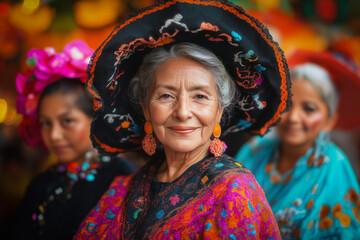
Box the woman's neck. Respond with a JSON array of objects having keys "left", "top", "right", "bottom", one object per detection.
[
  {"left": 156, "top": 143, "right": 210, "bottom": 182},
  {"left": 276, "top": 141, "right": 312, "bottom": 174}
]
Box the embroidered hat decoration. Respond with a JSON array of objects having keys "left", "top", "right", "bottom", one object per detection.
[
  {"left": 16, "top": 40, "right": 94, "bottom": 148},
  {"left": 287, "top": 49, "right": 360, "bottom": 129},
  {"left": 86, "top": 0, "right": 291, "bottom": 155}
]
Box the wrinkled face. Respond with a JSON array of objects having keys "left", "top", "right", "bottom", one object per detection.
[
  {"left": 277, "top": 79, "right": 336, "bottom": 148},
  {"left": 39, "top": 93, "right": 93, "bottom": 164},
  {"left": 143, "top": 57, "right": 223, "bottom": 154}
]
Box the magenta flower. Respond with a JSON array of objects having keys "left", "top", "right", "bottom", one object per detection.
[
  {"left": 15, "top": 72, "right": 27, "bottom": 94},
  {"left": 64, "top": 40, "right": 93, "bottom": 71}
]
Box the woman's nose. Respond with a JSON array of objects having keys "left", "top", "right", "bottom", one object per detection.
[
  {"left": 174, "top": 95, "right": 192, "bottom": 121},
  {"left": 50, "top": 123, "right": 63, "bottom": 141},
  {"left": 286, "top": 107, "right": 301, "bottom": 122}
]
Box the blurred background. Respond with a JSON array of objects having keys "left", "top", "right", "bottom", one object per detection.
[{"left": 0, "top": 0, "right": 359, "bottom": 236}]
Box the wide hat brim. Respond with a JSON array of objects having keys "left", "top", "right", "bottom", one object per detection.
[
  {"left": 87, "top": 0, "right": 290, "bottom": 155},
  {"left": 287, "top": 49, "right": 360, "bottom": 129}
]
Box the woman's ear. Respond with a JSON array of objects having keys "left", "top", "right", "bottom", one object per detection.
[
  {"left": 217, "top": 106, "right": 224, "bottom": 123},
  {"left": 323, "top": 112, "right": 339, "bottom": 132},
  {"left": 141, "top": 102, "right": 150, "bottom": 122}
]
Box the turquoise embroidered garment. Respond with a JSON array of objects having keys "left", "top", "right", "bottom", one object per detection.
[{"left": 235, "top": 133, "right": 360, "bottom": 239}]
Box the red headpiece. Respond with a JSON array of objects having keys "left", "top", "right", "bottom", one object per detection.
[{"left": 287, "top": 49, "right": 360, "bottom": 129}]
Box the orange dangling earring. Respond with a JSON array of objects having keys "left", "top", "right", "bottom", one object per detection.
[
  {"left": 142, "top": 121, "right": 156, "bottom": 156},
  {"left": 209, "top": 123, "right": 227, "bottom": 157}
]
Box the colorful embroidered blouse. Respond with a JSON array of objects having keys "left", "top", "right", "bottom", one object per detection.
[
  {"left": 74, "top": 155, "right": 281, "bottom": 239},
  {"left": 235, "top": 134, "right": 360, "bottom": 239}
]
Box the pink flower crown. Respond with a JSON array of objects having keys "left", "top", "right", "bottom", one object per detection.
[{"left": 15, "top": 40, "right": 94, "bottom": 148}]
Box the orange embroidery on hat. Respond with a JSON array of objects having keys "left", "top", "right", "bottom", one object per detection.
[
  {"left": 93, "top": 135, "right": 141, "bottom": 153},
  {"left": 200, "top": 22, "right": 219, "bottom": 31},
  {"left": 121, "top": 121, "right": 131, "bottom": 128},
  {"left": 153, "top": 37, "right": 175, "bottom": 47},
  {"left": 235, "top": 67, "right": 261, "bottom": 89},
  {"left": 219, "top": 33, "right": 234, "bottom": 42},
  {"left": 116, "top": 121, "right": 131, "bottom": 131},
  {"left": 93, "top": 99, "right": 102, "bottom": 111},
  {"left": 114, "top": 30, "right": 179, "bottom": 63}
]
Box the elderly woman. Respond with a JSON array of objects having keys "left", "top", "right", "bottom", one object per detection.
[
  {"left": 75, "top": 0, "right": 291, "bottom": 239},
  {"left": 236, "top": 49, "right": 360, "bottom": 239}
]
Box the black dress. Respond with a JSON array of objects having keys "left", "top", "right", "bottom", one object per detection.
[{"left": 12, "top": 156, "right": 136, "bottom": 240}]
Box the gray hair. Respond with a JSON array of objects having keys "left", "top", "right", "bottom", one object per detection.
[
  {"left": 291, "top": 63, "right": 339, "bottom": 117},
  {"left": 129, "top": 42, "right": 236, "bottom": 119}
]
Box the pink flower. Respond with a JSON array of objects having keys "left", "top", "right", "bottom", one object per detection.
[
  {"left": 169, "top": 195, "right": 180, "bottom": 206},
  {"left": 15, "top": 73, "right": 27, "bottom": 94},
  {"left": 28, "top": 49, "right": 53, "bottom": 81},
  {"left": 64, "top": 40, "right": 93, "bottom": 72}
]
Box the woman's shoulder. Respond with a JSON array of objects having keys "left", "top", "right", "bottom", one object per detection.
[
  {"left": 320, "top": 141, "right": 358, "bottom": 176},
  {"left": 324, "top": 141, "right": 350, "bottom": 162},
  {"left": 208, "top": 154, "right": 251, "bottom": 173},
  {"left": 206, "top": 155, "right": 261, "bottom": 192}
]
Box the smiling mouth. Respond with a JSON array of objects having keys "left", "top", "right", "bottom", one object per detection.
[
  {"left": 169, "top": 126, "right": 197, "bottom": 134},
  {"left": 53, "top": 146, "right": 70, "bottom": 153},
  {"left": 283, "top": 127, "right": 303, "bottom": 133}
]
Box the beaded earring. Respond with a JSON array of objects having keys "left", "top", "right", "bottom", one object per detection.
[
  {"left": 142, "top": 121, "right": 156, "bottom": 156},
  {"left": 209, "top": 123, "right": 227, "bottom": 157}
]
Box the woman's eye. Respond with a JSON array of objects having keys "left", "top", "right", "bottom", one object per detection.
[
  {"left": 40, "top": 121, "right": 51, "bottom": 127},
  {"left": 160, "top": 93, "right": 172, "bottom": 99},
  {"left": 62, "top": 118, "right": 74, "bottom": 126},
  {"left": 304, "top": 105, "right": 316, "bottom": 113},
  {"left": 195, "top": 94, "right": 207, "bottom": 100}
]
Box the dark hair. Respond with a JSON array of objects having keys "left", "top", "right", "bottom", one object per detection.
[{"left": 39, "top": 78, "right": 93, "bottom": 117}]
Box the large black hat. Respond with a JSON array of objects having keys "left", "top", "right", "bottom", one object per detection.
[{"left": 86, "top": 0, "right": 291, "bottom": 155}]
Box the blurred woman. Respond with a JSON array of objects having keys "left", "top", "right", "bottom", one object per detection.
[
  {"left": 236, "top": 49, "right": 360, "bottom": 239},
  {"left": 73, "top": 0, "right": 293, "bottom": 238},
  {"left": 13, "top": 40, "right": 135, "bottom": 240}
]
